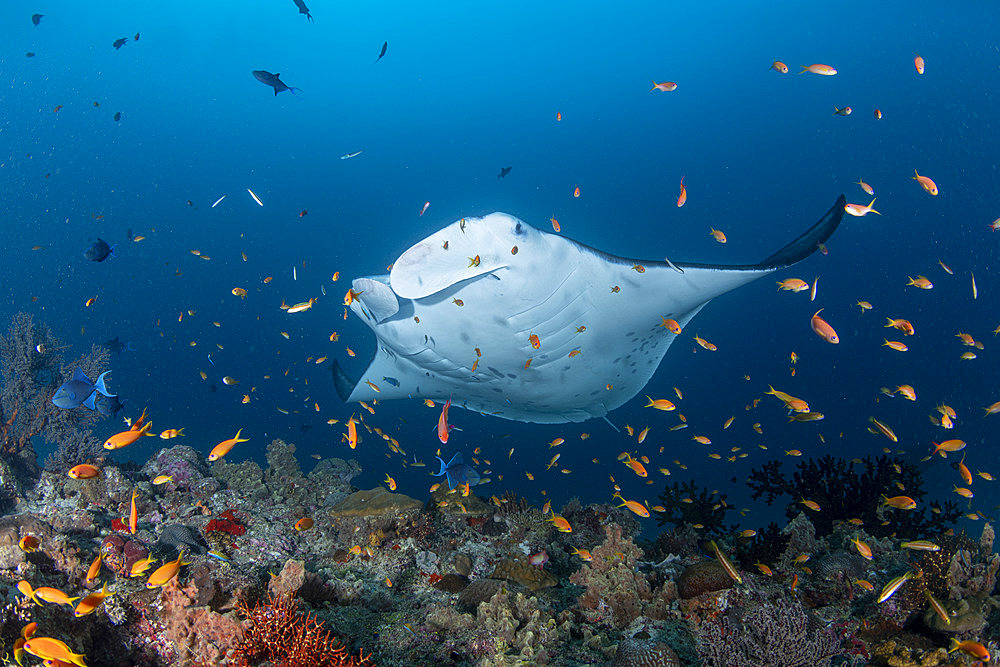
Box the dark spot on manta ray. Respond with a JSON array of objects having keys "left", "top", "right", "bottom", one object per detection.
[
  {"left": 506, "top": 373, "right": 516, "bottom": 379},
  {"left": 488, "top": 367, "right": 502, "bottom": 376}
]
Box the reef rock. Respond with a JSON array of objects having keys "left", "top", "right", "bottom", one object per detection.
[
  {"left": 489, "top": 557, "right": 558, "bottom": 592},
  {"left": 328, "top": 487, "right": 422, "bottom": 518},
  {"left": 612, "top": 636, "right": 682, "bottom": 666},
  {"left": 678, "top": 560, "right": 734, "bottom": 599},
  {"left": 458, "top": 578, "right": 507, "bottom": 613},
  {"left": 922, "top": 594, "right": 987, "bottom": 634}
]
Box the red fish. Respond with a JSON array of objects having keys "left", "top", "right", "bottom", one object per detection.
[
  {"left": 676, "top": 176, "right": 687, "bottom": 207},
  {"left": 437, "top": 399, "right": 452, "bottom": 444}
]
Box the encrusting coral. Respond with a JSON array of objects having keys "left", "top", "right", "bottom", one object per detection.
[{"left": 569, "top": 524, "right": 670, "bottom": 628}]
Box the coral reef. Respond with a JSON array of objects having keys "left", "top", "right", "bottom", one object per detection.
[
  {"left": 656, "top": 479, "right": 735, "bottom": 536},
  {"left": 612, "top": 634, "right": 682, "bottom": 666},
  {"left": 746, "top": 455, "right": 963, "bottom": 538},
  {"left": 0, "top": 313, "right": 109, "bottom": 486},
  {"left": 677, "top": 560, "right": 734, "bottom": 599},
  {"left": 569, "top": 524, "right": 670, "bottom": 628},
  {"left": 234, "top": 592, "right": 372, "bottom": 666},
  {"left": 695, "top": 594, "right": 845, "bottom": 666},
  {"left": 328, "top": 487, "right": 422, "bottom": 518}
]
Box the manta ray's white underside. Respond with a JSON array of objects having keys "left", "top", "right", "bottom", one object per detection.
[{"left": 332, "top": 197, "right": 844, "bottom": 423}]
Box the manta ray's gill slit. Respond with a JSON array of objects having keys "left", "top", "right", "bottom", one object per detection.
[{"left": 507, "top": 264, "right": 583, "bottom": 329}]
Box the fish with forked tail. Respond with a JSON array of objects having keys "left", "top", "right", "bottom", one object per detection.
[{"left": 252, "top": 70, "right": 300, "bottom": 96}]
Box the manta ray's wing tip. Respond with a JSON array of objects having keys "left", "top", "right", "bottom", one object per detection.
[
  {"left": 330, "top": 358, "right": 357, "bottom": 402},
  {"left": 755, "top": 194, "right": 846, "bottom": 270}
]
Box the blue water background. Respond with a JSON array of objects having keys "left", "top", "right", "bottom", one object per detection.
[{"left": 2, "top": 1, "right": 998, "bottom": 534}]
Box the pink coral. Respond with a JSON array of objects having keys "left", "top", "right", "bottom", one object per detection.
[{"left": 568, "top": 524, "right": 670, "bottom": 628}]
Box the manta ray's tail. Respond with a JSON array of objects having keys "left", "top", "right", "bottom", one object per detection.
[{"left": 330, "top": 359, "right": 356, "bottom": 402}]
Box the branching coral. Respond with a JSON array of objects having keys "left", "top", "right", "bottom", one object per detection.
[
  {"left": 0, "top": 313, "right": 109, "bottom": 480},
  {"left": 655, "top": 479, "right": 735, "bottom": 536},
  {"left": 746, "top": 455, "right": 962, "bottom": 537},
  {"left": 234, "top": 593, "right": 373, "bottom": 667}
]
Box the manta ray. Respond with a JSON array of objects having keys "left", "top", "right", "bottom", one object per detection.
[{"left": 332, "top": 196, "right": 844, "bottom": 424}]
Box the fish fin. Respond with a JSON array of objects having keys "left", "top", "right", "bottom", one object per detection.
[
  {"left": 433, "top": 456, "right": 447, "bottom": 476},
  {"left": 83, "top": 391, "right": 98, "bottom": 410},
  {"left": 72, "top": 368, "right": 91, "bottom": 384},
  {"left": 274, "top": 88, "right": 279, "bottom": 96},
  {"left": 94, "top": 371, "right": 115, "bottom": 397},
  {"left": 447, "top": 452, "right": 462, "bottom": 467},
  {"left": 288, "top": 87, "right": 301, "bottom": 95}
]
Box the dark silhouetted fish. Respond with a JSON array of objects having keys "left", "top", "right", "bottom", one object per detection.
[
  {"left": 85, "top": 238, "right": 115, "bottom": 262},
  {"left": 375, "top": 41, "right": 387, "bottom": 63},
  {"left": 252, "top": 70, "right": 300, "bottom": 96},
  {"left": 113, "top": 38, "right": 128, "bottom": 50},
  {"left": 31, "top": 14, "right": 43, "bottom": 26},
  {"left": 498, "top": 166, "right": 511, "bottom": 179},
  {"left": 95, "top": 393, "right": 125, "bottom": 418},
  {"left": 292, "top": 0, "right": 313, "bottom": 22},
  {"left": 113, "top": 111, "right": 121, "bottom": 121},
  {"left": 103, "top": 336, "right": 136, "bottom": 357},
  {"left": 134, "top": 32, "right": 140, "bottom": 41},
  {"left": 52, "top": 368, "right": 115, "bottom": 410},
  {"left": 26, "top": 52, "right": 35, "bottom": 58},
  {"left": 432, "top": 453, "right": 481, "bottom": 490}
]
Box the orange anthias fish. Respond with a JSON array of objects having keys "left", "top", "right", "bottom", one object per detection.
[
  {"left": 770, "top": 61, "right": 789, "bottom": 74},
  {"left": 650, "top": 80, "right": 677, "bottom": 92},
  {"left": 103, "top": 420, "right": 153, "bottom": 450},
  {"left": 550, "top": 217, "right": 561, "bottom": 232},
  {"left": 912, "top": 170, "right": 938, "bottom": 195},
  {"left": 709, "top": 228, "right": 727, "bottom": 243},
  {"left": 884, "top": 318, "right": 915, "bottom": 336},
  {"left": 800, "top": 64, "right": 837, "bottom": 75},
  {"left": 844, "top": 199, "right": 879, "bottom": 217},
  {"left": 914, "top": 54, "right": 926, "bottom": 75},
  {"left": 437, "top": 399, "right": 453, "bottom": 444},
  {"left": 810, "top": 309, "right": 839, "bottom": 344},
  {"left": 22, "top": 637, "right": 88, "bottom": 667},
  {"left": 949, "top": 639, "right": 990, "bottom": 661},
  {"left": 856, "top": 178, "right": 874, "bottom": 195},
  {"left": 529, "top": 333, "right": 541, "bottom": 349},
  {"left": 693, "top": 334, "right": 717, "bottom": 351},
  {"left": 129, "top": 487, "right": 139, "bottom": 534},
  {"left": 548, "top": 515, "right": 572, "bottom": 532},
  {"left": 882, "top": 495, "right": 917, "bottom": 510},
  {"left": 659, "top": 317, "right": 682, "bottom": 334},
  {"left": 776, "top": 278, "right": 810, "bottom": 292},
  {"left": 68, "top": 464, "right": 100, "bottom": 479},
  {"left": 645, "top": 396, "right": 675, "bottom": 411},
  {"left": 208, "top": 429, "right": 250, "bottom": 461},
  {"left": 73, "top": 583, "right": 110, "bottom": 617},
  {"left": 907, "top": 275, "right": 933, "bottom": 289},
  {"left": 676, "top": 176, "right": 687, "bottom": 207},
  {"left": 346, "top": 414, "right": 359, "bottom": 449},
  {"left": 146, "top": 551, "right": 191, "bottom": 589}
]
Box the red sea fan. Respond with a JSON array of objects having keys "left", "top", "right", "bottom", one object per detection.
[{"left": 234, "top": 593, "right": 373, "bottom": 667}]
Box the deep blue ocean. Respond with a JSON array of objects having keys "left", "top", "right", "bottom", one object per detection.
[{"left": 3, "top": 2, "right": 998, "bottom": 535}]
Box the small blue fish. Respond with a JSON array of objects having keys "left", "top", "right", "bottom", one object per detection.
[
  {"left": 52, "top": 368, "right": 115, "bottom": 410},
  {"left": 382, "top": 376, "right": 400, "bottom": 387},
  {"left": 207, "top": 550, "right": 230, "bottom": 562},
  {"left": 432, "top": 453, "right": 480, "bottom": 490}
]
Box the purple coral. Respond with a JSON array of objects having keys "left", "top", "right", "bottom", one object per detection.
[{"left": 695, "top": 595, "right": 844, "bottom": 667}]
